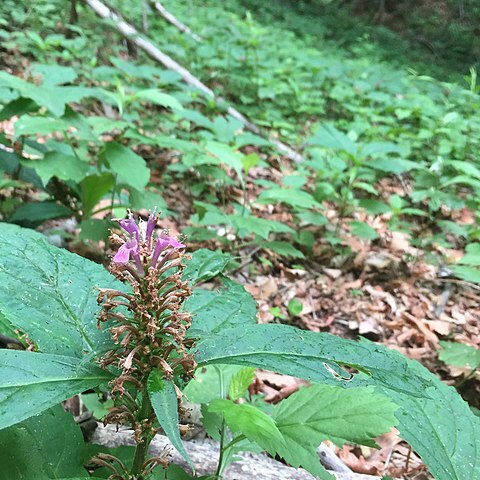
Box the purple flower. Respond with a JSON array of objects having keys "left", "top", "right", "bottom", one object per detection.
[
  {"left": 119, "top": 218, "right": 139, "bottom": 239},
  {"left": 113, "top": 214, "right": 144, "bottom": 274},
  {"left": 151, "top": 234, "right": 185, "bottom": 268},
  {"left": 145, "top": 210, "right": 158, "bottom": 249},
  {"left": 113, "top": 239, "right": 139, "bottom": 264}
]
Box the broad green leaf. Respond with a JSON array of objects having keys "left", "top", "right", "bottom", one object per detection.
[
  {"left": 229, "top": 215, "right": 294, "bottom": 240},
  {"left": 349, "top": 221, "right": 379, "bottom": 240},
  {"left": 102, "top": 142, "right": 150, "bottom": 190},
  {"left": 9, "top": 201, "right": 72, "bottom": 226},
  {"left": 129, "top": 188, "right": 168, "bottom": 212},
  {"left": 81, "top": 393, "right": 114, "bottom": 420},
  {"left": 257, "top": 188, "right": 321, "bottom": 209},
  {"left": 185, "top": 278, "right": 257, "bottom": 336},
  {"left": 205, "top": 141, "right": 244, "bottom": 185},
  {"left": 457, "top": 244, "right": 480, "bottom": 266},
  {"left": 449, "top": 160, "right": 480, "bottom": 180},
  {"left": 81, "top": 173, "right": 116, "bottom": 217},
  {"left": 228, "top": 367, "right": 255, "bottom": 401},
  {"left": 0, "top": 97, "right": 38, "bottom": 121},
  {"left": 258, "top": 240, "right": 305, "bottom": 258},
  {"left": 135, "top": 89, "right": 183, "bottom": 110},
  {"left": 0, "top": 406, "right": 87, "bottom": 479},
  {"left": 0, "top": 310, "right": 18, "bottom": 339},
  {"left": 31, "top": 64, "right": 78, "bottom": 86},
  {"left": 272, "top": 385, "right": 397, "bottom": 479},
  {"left": 360, "top": 142, "right": 402, "bottom": 158},
  {"left": 307, "top": 123, "right": 357, "bottom": 156},
  {"left": 196, "top": 324, "right": 480, "bottom": 480},
  {"left": 274, "top": 383, "right": 397, "bottom": 447},
  {"left": 0, "top": 350, "right": 111, "bottom": 429},
  {"left": 22, "top": 151, "right": 89, "bottom": 185},
  {"left": 439, "top": 341, "right": 480, "bottom": 369},
  {"left": 450, "top": 265, "right": 480, "bottom": 284},
  {"left": 0, "top": 72, "right": 97, "bottom": 116},
  {"left": 14, "top": 116, "right": 68, "bottom": 137},
  {"left": 369, "top": 158, "right": 418, "bottom": 174},
  {"left": 79, "top": 219, "right": 113, "bottom": 242},
  {"left": 208, "top": 399, "right": 285, "bottom": 456},
  {"left": 147, "top": 370, "right": 193, "bottom": 468},
  {"left": 195, "top": 324, "right": 430, "bottom": 395},
  {"left": 183, "top": 365, "right": 242, "bottom": 404},
  {"left": 358, "top": 199, "right": 391, "bottom": 215},
  {"left": 182, "top": 249, "right": 232, "bottom": 284},
  {"left": 0, "top": 223, "right": 119, "bottom": 356}
]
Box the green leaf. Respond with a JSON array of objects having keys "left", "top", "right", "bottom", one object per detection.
[
  {"left": 358, "top": 199, "right": 391, "bottom": 215},
  {"left": 14, "top": 116, "right": 67, "bottom": 137},
  {"left": 147, "top": 371, "right": 194, "bottom": 468},
  {"left": 205, "top": 141, "right": 244, "bottom": 185},
  {"left": 0, "top": 223, "right": 119, "bottom": 356},
  {"left": 22, "top": 151, "right": 89, "bottom": 185},
  {"left": 182, "top": 249, "right": 232, "bottom": 284},
  {"left": 307, "top": 123, "right": 357, "bottom": 156},
  {"left": 32, "top": 64, "right": 78, "bottom": 86},
  {"left": 449, "top": 160, "right": 480, "bottom": 180},
  {"left": 439, "top": 341, "right": 480, "bottom": 369},
  {"left": 257, "top": 188, "right": 321, "bottom": 209},
  {"left": 457, "top": 244, "right": 480, "bottom": 267},
  {"left": 195, "top": 324, "right": 430, "bottom": 395},
  {"left": 102, "top": 142, "right": 150, "bottom": 190},
  {"left": 9, "top": 201, "right": 72, "bottom": 226},
  {"left": 81, "top": 393, "right": 114, "bottom": 420},
  {"left": 259, "top": 240, "right": 305, "bottom": 259},
  {"left": 79, "top": 219, "right": 113, "bottom": 242},
  {"left": 135, "top": 89, "right": 183, "bottom": 110},
  {"left": 129, "top": 188, "right": 168, "bottom": 212},
  {"left": 228, "top": 367, "right": 255, "bottom": 401},
  {"left": 0, "top": 350, "right": 111, "bottom": 429},
  {"left": 450, "top": 265, "right": 480, "bottom": 284},
  {"left": 349, "top": 221, "right": 379, "bottom": 240},
  {"left": 229, "top": 215, "right": 294, "bottom": 240},
  {"left": 0, "top": 406, "right": 87, "bottom": 478},
  {"left": 81, "top": 173, "right": 116, "bottom": 217},
  {"left": 369, "top": 158, "right": 418, "bottom": 174},
  {"left": 360, "top": 142, "right": 402, "bottom": 157},
  {"left": 208, "top": 399, "right": 285, "bottom": 456},
  {"left": 185, "top": 278, "right": 258, "bottom": 336},
  {"left": 196, "top": 324, "right": 480, "bottom": 480},
  {"left": 183, "top": 365, "right": 242, "bottom": 404},
  {"left": 287, "top": 298, "right": 303, "bottom": 316},
  {"left": 272, "top": 385, "right": 397, "bottom": 479},
  {"left": 0, "top": 97, "right": 38, "bottom": 121}
]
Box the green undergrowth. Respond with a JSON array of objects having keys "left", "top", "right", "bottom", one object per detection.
[{"left": 0, "top": 0, "right": 479, "bottom": 283}]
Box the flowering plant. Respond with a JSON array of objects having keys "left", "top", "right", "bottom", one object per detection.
[{"left": 0, "top": 217, "right": 477, "bottom": 480}]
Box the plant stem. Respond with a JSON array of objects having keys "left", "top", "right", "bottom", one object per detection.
[
  {"left": 130, "top": 392, "right": 154, "bottom": 478},
  {"left": 214, "top": 419, "right": 227, "bottom": 479},
  {"left": 222, "top": 434, "right": 246, "bottom": 452}
]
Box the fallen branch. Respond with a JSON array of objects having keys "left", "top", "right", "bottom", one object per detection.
[
  {"left": 149, "top": 0, "right": 202, "bottom": 42},
  {"left": 91, "top": 424, "right": 383, "bottom": 480},
  {"left": 82, "top": 0, "right": 304, "bottom": 163}
]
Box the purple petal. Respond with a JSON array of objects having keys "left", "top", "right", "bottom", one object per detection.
[
  {"left": 113, "top": 240, "right": 138, "bottom": 264},
  {"left": 146, "top": 211, "right": 158, "bottom": 242},
  {"left": 167, "top": 236, "right": 185, "bottom": 249},
  {"left": 119, "top": 218, "right": 139, "bottom": 238},
  {"left": 151, "top": 237, "right": 170, "bottom": 267}
]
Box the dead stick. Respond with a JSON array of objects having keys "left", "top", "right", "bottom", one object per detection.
[
  {"left": 149, "top": 0, "right": 202, "bottom": 42},
  {"left": 82, "top": 0, "right": 304, "bottom": 163}
]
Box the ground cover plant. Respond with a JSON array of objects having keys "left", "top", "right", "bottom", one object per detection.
[{"left": 0, "top": 0, "right": 479, "bottom": 478}]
